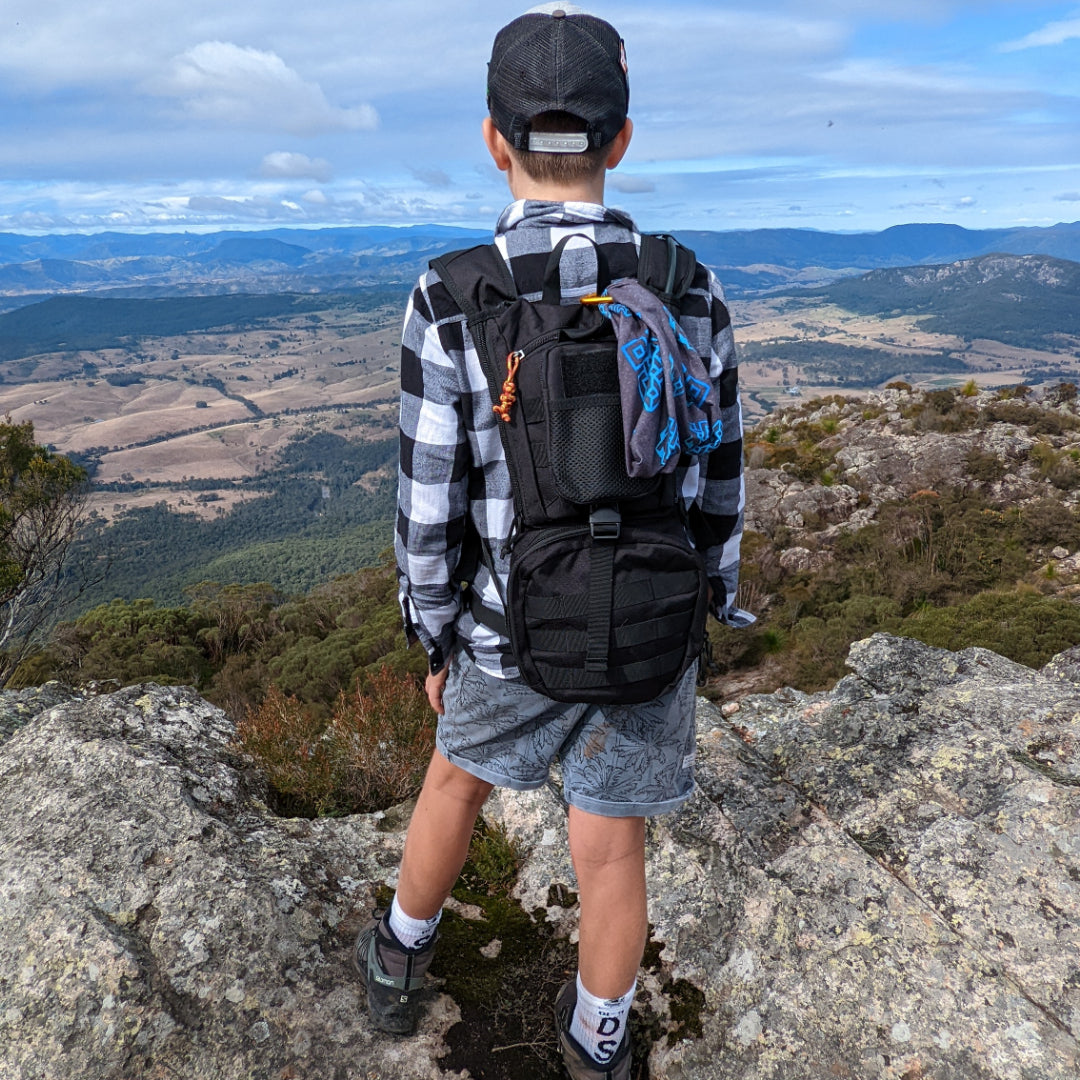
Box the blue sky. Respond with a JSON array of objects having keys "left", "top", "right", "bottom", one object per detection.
[{"left": 2, "top": 0, "right": 1079, "bottom": 235}]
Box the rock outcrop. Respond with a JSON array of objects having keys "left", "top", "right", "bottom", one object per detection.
[
  {"left": 743, "top": 385, "right": 1078, "bottom": 544},
  {"left": 0, "top": 684, "right": 459, "bottom": 1080},
  {"left": 2, "top": 633, "right": 1079, "bottom": 1079}
]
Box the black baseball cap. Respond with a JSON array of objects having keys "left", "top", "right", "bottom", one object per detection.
[{"left": 487, "top": 4, "right": 629, "bottom": 154}]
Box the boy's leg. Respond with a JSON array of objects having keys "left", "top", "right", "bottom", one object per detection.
[
  {"left": 356, "top": 749, "right": 491, "bottom": 1035},
  {"left": 557, "top": 806, "right": 644, "bottom": 1074},
  {"left": 397, "top": 748, "right": 494, "bottom": 918},
  {"left": 568, "top": 807, "right": 648, "bottom": 996}
]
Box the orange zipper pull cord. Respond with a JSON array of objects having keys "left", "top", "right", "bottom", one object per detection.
[
  {"left": 493, "top": 350, "right": 523, "bottom": 423},
  {"left": 580, "top": 294, "right": 614, "bottom": 305}
]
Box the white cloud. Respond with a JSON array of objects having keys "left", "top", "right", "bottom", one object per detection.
[
  {"left": 259, "top": 151, "right": 332, "bottom": 181},
  {"left": 1000, "top": 16, "right": 1080, "bottom": 52},
  {"left": 186, "top": 194, "right": 302, "bottom": 218},
  {"left": 410, "top": 167, "right": 452, "bottom": 189},
  {"left": 1055, "top": 191, "right": 1080, "bottom": 202},
  {"left": 820, "top": 58, "right": 985, "bottom": 94},
  {"left": 153, "top": 41, "right": 378, "bottom": 135},
  {"left": 609, "top": 175, "right": 657, "bottom": 194}
]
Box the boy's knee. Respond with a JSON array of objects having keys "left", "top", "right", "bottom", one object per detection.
[
  {"left": 568, "top": 809, "right": 645, "bottom": 871},
  {"left": 425, "top": 751, "right": 493, "bottom": 809}
]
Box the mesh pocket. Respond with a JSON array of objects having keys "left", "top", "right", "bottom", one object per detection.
[{"left": 549, "top": 393, "right": 657, "bottom": 504}]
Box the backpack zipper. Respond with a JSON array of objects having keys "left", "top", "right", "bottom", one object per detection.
[{"left": 492, "top": 322, "right": 605, "bottom": 424}]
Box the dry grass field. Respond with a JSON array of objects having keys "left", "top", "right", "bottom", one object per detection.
[
  {"left": 1, "top": 300, "right": 402, "bottom": 491},
  {"left": 6, "top": 291, "right": 1078, "bottom": 484},
  {"left": 728, "top": 296, "right": 1075, "bottom": 424},
  {"left": 85, "top": 486, "right": 269, "bottom": 524}
]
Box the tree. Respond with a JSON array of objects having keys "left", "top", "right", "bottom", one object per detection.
[{"left": 0, "top": 420, "right": 89, "bottom": 686}]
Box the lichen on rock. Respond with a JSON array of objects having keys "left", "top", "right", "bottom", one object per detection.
[{"left": 2, "top": 632, "right": 1079, "bottom": 1079}]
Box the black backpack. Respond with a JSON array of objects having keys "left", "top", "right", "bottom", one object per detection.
[{"left": 431, "top": 234, "right": 708, "bottom": 705}]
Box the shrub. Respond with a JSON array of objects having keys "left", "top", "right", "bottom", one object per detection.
[
  {"left": 987, "top": 400, "right": 1080, "bottom": 436},
  {"left": 236, "top": 666, "right": 434, "bottom": 817},
  {"left": 964, "top": 448, "right": 1007, "bottom": 483},
  {"left": 1047, "top": 382, "right": 1078, "bottom": 406},
  {"left": 1016, "top": 498, "right": 1080, "bottom": 548},
  {"left": 901, "top": 590, "right": 1080, "bottom": 669},
  {"left": 995, "top": 384, "right": 1033, "bottom": 400},
  {"left": 1028, "top": 443, "right": 1080, "bottom": 491},
  {"left": 904, "top": 387, "right": 979, "bottom": 432},
  {"left": 457, "top": 819, "right": 523, "bottom": 899}
]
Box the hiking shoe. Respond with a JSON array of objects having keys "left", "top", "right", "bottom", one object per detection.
[
  {"left": 353, "top": 909, "right": 438, "bottom": 1035},
  {"left": 554, "top": 979, "right": 632, "bottom": 1080}
]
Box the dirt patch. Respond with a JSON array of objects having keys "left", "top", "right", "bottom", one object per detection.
[
  {"left": 94, "top": 425, "right": 270, "bottom": 483},
  {"left": 86, "top": 486, "right": 269, "bottom": 523}
]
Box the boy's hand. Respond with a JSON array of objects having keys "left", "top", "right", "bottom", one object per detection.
[{"left": 426, "top": 663, "right": 450, "bottom": 715}]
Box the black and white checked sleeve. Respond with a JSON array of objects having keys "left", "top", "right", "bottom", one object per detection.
[
  {"left": 395, "top": 272, "right": 472, "bottom": 673},
  {"left": 694, "top": 269, "right": 750, "bottom": 624}
]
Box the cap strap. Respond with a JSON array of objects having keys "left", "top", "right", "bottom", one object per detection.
[{"left": 527, "top": 132, "right": 590, "bottom": 154}]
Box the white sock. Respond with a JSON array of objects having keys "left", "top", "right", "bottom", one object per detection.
[
  {"left": 569, "top": 971, "right": 635, "bottom": 1066},
  {"left": 388, "top": 894, "right": 441, "bottom": 951}
]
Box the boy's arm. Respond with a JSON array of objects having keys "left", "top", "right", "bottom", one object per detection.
[
  {"left": 395, "top": 274, "right": 471, "bottom": 673},
  {"left": 696, "top": 271, "right": 754, "bottom": 626}
]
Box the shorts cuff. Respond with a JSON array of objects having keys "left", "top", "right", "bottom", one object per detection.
[
  {"left": 564, "top": 786, "right": 695, "bottom": 819},
  {"left": 436, "top": 737, "right": 548, "bottom": 793}
]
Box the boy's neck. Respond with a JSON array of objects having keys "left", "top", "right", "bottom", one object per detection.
[{"left": 506, "top": 170, "right": 606, "bottom": 207}]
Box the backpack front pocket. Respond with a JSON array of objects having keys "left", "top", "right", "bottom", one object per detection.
[{"left": 506, "top": 522, "right": 706, "bottom": 704}]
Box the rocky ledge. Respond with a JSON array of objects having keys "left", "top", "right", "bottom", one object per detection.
[{"left": 1, "top": 633, "right": 1077, "bottom": 1079}]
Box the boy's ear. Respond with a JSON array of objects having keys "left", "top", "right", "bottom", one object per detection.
[
  {"left": 605, "top": 118, "right": 633, "bottom": 171},
  {"left": 482, "top": 117, "right": 513, "bottom": 173}
]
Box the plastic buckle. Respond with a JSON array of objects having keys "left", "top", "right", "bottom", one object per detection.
[{"left": 589, "top": 507, "right": 622, "bottom": 540}]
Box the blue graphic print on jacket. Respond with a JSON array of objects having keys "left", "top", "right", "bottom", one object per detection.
[{"left": 598, "top": 284, "right": 725, "bottom": 474}]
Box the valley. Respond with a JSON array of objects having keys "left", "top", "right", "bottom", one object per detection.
[
  {"left": 2, "top": 223, "right": 1079, "bottom": 608},
  {"left": 0, "top": 294, "right": 403, "bottom": 523}
]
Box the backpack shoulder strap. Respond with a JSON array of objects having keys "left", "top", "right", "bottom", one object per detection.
[
  {"left": 637, "top": 233, "right": 698, "bottom": 305},
  {"left": 429, "top": 243, "right": 518, "bottom": 321}
]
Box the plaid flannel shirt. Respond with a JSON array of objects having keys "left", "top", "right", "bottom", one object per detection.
[{"left": 396, "top": 199, "right": 746, "bottom": 677}]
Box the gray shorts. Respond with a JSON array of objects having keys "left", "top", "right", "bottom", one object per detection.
[{"left": 436, "top": 650, "right": 698, "bottom": 817}]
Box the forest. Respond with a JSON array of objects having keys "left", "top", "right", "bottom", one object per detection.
[
  {"left": 798, "top": 254, "right": 1080, "bottom": 351},
  {"left": 736, "top": 340, "right": 969, "bottom": 386},
  {"left": 73, "top": 430, "right": 399, "bottom": 607},
  {"left": 0, "top": 288, "right": 408, "bottom": 363}
]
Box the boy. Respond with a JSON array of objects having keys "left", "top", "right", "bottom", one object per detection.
[{"left": 356, "top": 5, "right": 746, "bottom": 1078}]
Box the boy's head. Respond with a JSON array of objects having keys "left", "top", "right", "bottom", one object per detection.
[{"left": 487, "top": 4, "right": 629, "bottom": 186}]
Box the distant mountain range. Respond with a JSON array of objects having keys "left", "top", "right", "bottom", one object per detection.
[
  {"left": 3, "top": 250, "right": 1077, "bottom": 369},
  {"left": 0, "top": 225, "right": 490, "bottom": 312},
  {"left": 676, "top": 221, "right": 1080, "bottom": 295},
  {"left": 795, "top": 253, "right": 1080, "bottom": 351},
  {"left": 1, "top": 220, "right": 1079, "bottom": 307}
]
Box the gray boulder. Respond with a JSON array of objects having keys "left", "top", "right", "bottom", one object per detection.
[
  {"left": 487, "top": 634, "right": 1080, "bottom": 1079},
  {"left": 0, "top": 680, "right": 82, "bottom": 742},
  {"left": 2, "top": 633, "right": 1078, "bottom": 1078},
  {"left": 0, "top": 684, "right": 462, "bottom": 1080}
]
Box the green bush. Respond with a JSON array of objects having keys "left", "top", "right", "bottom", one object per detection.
[
  {"left": 965, "top": 448, "right": 1007, "bottom": 483},
  {"left": 987, "top": 400, "right": 1080, "bottom": 435},
  {"left": 709, "top": 487, "right": 1080, "bottom": 694},
  {"left": 901, "top": 590, "right": 1080, "bottom": 669}
]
